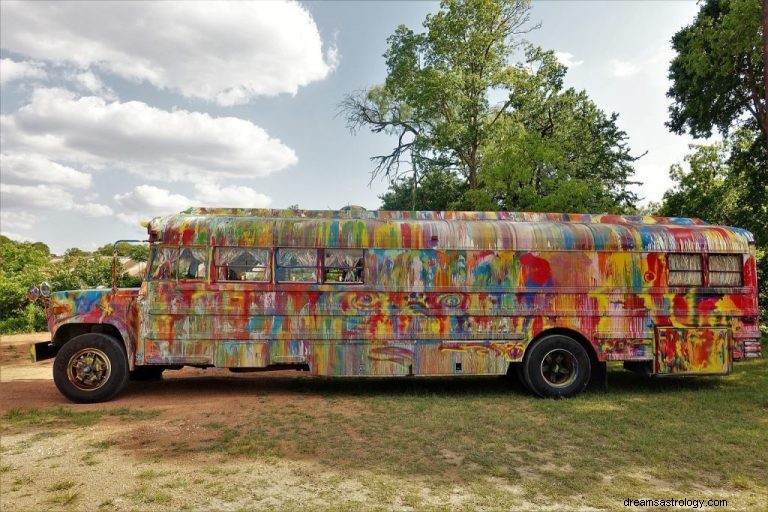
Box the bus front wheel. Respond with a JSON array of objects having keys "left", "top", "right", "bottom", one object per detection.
[
  {"left": 523, "top": 335, "right": 591, "bottom": 398},
  {"left": 53, "top": 333, "right": 129, "bottom": 403}
]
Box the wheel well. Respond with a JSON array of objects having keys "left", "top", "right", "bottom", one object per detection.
[
  {"left": 524, "top": 328, "right": 599, "bottom": 365},
  {"left": 53, "top": 324, "right": 125, "bottom": 352}
]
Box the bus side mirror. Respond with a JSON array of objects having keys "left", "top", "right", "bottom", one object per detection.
[{"left": 112, "top": 248, "right": 118, "bottom": 292}]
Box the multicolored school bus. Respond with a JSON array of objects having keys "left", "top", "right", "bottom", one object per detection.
[{"left": 30, "top": 208, "right": 762, "bottom": 402}]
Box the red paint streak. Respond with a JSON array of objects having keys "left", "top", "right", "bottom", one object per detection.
[
  {"left": 623, "top": 296, "right": 645, "bottom": 310},
  {"left": 531, "top": 316, "right": 544, "bottom": 336},
  {"left": 673, "top": 294, "right": 690, "bottom": 319},
  {"left": 744, "top": 255, "right": 757, "bottom": 288},
  {"left": 401, "top": 223, "right": 411, "bottom": 247},
  {"left": 692, "top": 329, "right": 714, "bottom": 365},
  {"left": 645, "top": 253, "right": 665, "bottom": 287},
  {"left": 519, "top": 253, "right": 552, "bottom": 286},
  {"left": 696, "top": 297, "right": 718, "bottom": 316},
  {"left": 181, "top": 227, "right": 195, "bottom": 245}
]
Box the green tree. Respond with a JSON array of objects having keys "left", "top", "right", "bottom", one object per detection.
[
  {"left": 667, "top": 0, "right": 766, "bottom": 147},
  {"left": 95, "top": 242, "right": 149, "bottom": 262},
  {"left": 474, "top": 47, "right": 639, "bottom": 213},
  {"left": 380, "top": 167, "right": 468, "bottom": 210},
  {"left": 0, "top": 236, "right": 50, "bottom": 332},
  {"left": 341, "top": 0, "right": 536, "bottom": 201},
  {"left": 0, "top": 237, "right": 142, "bottom": 333},
  {"left": 665, "top": 0, "right": 767, "bottom": 319},
  {"left": 659, "top": 129, "right": 767, "bottom": 316},
  {"left": 343, "top": 0, "right": 639, "bottom": 213}
]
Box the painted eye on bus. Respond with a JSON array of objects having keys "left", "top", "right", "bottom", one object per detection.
[{"left": 438, "top": 294, "right": 463, "bottom": 309}]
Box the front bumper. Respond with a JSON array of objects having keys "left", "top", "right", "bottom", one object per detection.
[{"left": 30, "top": 341, "right": 58, "bottom": 362}]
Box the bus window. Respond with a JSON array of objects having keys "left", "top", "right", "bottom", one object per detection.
[
  {"left": 149, "top": 247, "right": 178, "bottom": 280},
  {"left": 178, "top": 247, "right": 208, "bottom": 280},
  {"left": 215, "top": 247, "right": 271, "bottom": 282},
  {"left": 668, "top": 253, "right": 703, "bottom": 286},
  {"left": 277, "top": 248, "right": 317, "bottom": 282},
  {"left": 324, "top": 249, "right": 364, "bottom": 283},
  {"left": 709, "top": 254, "right": 742, "bottom": 286}
]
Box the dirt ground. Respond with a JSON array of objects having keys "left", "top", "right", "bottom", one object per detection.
[
  {"left": 1, "top": 333, "right": 377, "bottom": 511},
  {"left": 1, "top": 333, "right": 552, "bottom": 512}
]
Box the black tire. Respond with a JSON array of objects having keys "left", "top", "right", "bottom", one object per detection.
[
  {"left": 522, "top": 334, "right": 591, "bottom": 398},
  {"left": 53, "top": 333, "right": 129, "bottom": 403},
  {"left": 130, "top": 366, "right": 165, "bottom": 381}
]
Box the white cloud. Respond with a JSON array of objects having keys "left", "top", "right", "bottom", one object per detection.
[
  {"left": 554, "top": 51, "right": 583, "bottom": 68},
  {"left": 0, "top": 183, "right": 112, "bottom": 216},
  {"left": 1, "top": 153, "right": 91, "bottom": 188},
  {"left": 192, "top": 182, "right": 272, "bottom": 208},
  {"left": 113, "top": 183, "right": 272, "bottom": 227},
  {"left": 1, "top": 88, "right": 298, "bottom": 181},
  {"left": 0, "top": 1, "right": 336, "bottom": 105},
  {"left": 74, "top": 203, "right": 114, "bottom": 217},
  {"left": 0, "top": 58, "right": 47, "bottom": 84},
  {"left": 611, "top": 59, "right": 640, "bottom": 78},
  {"left": 0, "top": 210, "right": 36, "bottom": 232},
  {"left": 114, "top": 184, "right": 192, "bottom": 213},
  {"left": 67, "top": 70, "right": 116, "bottom": 99}
]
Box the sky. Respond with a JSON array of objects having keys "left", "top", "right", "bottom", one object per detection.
[{"left": 0, "top": 0, "right": 703, "bottom": 254}]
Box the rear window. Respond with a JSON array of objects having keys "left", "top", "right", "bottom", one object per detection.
[
  {"left": 667, "top": 254, "right": 703, "bottom": 286},
  {"left": 708, "top": 254, "right": 742, "bottom": 286}
]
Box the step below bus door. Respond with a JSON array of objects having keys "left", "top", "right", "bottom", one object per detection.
[{"left": 653, "top": 327, "right": 731, "bottom": 376}]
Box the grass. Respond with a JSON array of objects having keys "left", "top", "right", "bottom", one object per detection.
[
  {"left": 1, "top": 406, "right": 162, "bottom": 430},
  {"left": 2, "top": 338, "right": 766, "bottom": 510},
  {"left": 48, "top": 492, "right": 80, "bottom": 506},
  {"left": 124, "top": 485, "right": 173, "bottom": 505},
  {"left": 48, "top": 480, "right": 76, "bottom": 492},
  {"left": 161, "top": 343, "right": 766, "bottom": 509}
]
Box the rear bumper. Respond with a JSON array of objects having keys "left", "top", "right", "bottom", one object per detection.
[
  {"left": 30, "top": 341, "right": 58, "bottom": 362},
  {"left": 742, "top": 339, "right": 763, "bottom": 358}
]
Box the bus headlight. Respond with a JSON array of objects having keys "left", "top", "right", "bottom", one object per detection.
[
  {"left": 28, "top": 285, "right": 40, "bottom": 302},
  {"left": 40, "top": 282, "right": 51, "bottom": 297}
]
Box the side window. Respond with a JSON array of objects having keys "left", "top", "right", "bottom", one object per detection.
[
  {"left": 178, "top": 247, "right": 208, "bottom": 280},
  {"left": 709, "top": 254, "right": 742, "bottom": 286},
  {"left": 149, "top": 247, "right": 178, "bottom": 280},
  {"left": 667, "top": 253, "right": 703, "bottom": 286},
  {"left": 215, "top": 247, "right": 271, "bottom": 282},
  {"left": 277, "top": 248, "right": 317, "bottom": 283},
  {"left": 324, "top": 249, "right": 364, "bottom": 283}
]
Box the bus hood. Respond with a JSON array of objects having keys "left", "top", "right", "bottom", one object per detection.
[{"left": 48, "top": 288, "right": 140, "bottom": 331}]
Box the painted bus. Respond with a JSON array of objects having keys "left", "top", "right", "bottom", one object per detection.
[{"left": 30, "top": 208, "right": 762, "bottom": 402}]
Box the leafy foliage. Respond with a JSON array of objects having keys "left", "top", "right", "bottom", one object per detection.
[
  {"left": 342, "top": 0, "right": 639, "bottom": 213},
  {"left": 341, "top": 0, "right": 536, "bottom": 196},
  {"left": 380, "top": 168, "right": 468, "bottom": 210},
  {"left": 659, "top": 129, "right": 767, "bottom": 316},
  {"left": 667, "top": 0, "right": 766, "bottom": 142},
  {"left": 472, "top": 48, "right": 639, "bottom": 212},
  {"left": 95, "top": 242, "right": 150, "bottom": 262},
  {"left": 664, "top": 0, "right": 767, "bottom": 319},
  {"left": 0, "top": 236, "right": 144, "bottom": 333}
]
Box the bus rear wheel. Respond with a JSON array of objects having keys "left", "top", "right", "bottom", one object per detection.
[
  {"left": 53, "top": 333, "right": 129, "bottom": 403},
  {"left": 523, "top": 335, "right": 591, "bottom": 398}
]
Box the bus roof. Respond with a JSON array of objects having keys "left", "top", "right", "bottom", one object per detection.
[{"left": 148, "top": 208, "right": 754, "bottom": 253}]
